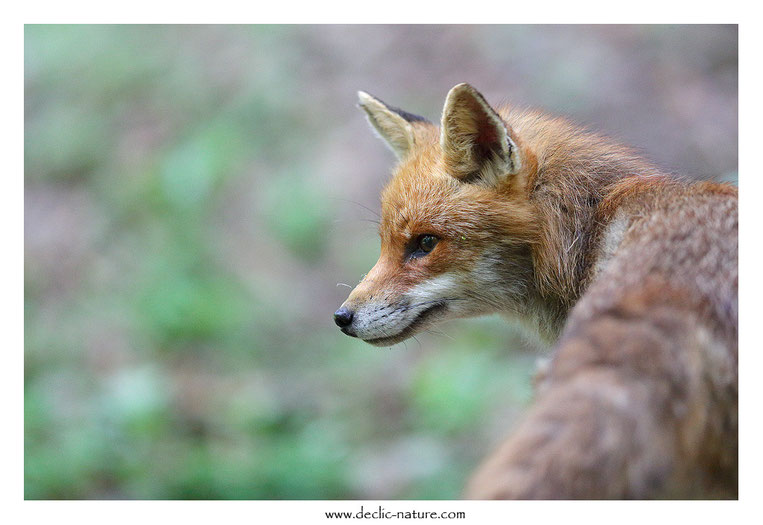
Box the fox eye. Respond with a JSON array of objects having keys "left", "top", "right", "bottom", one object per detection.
[
  {"left": 406, "top": 234, "right": 440, "bottom": 260},
  {"left": 418, "top": 234, "right": 439, "bottom": 253}
]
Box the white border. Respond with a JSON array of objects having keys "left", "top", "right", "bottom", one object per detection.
[{"left": 9, "top": 2, "right": 759, "bottom": 524}]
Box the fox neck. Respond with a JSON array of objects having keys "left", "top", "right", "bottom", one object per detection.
[
  {"left": 468, "top": 240, "right": 567, "bottom": 345},
  {"left": 502, "top": 108, "right": 667, "bottom": 343}
]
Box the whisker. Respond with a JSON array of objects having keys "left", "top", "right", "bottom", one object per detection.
[
  {"left": 426, "top": 328, "right": 456, "bottom": 341},
  {"left": 336, "top": 283, "right": 353, "bottom": 289},
  {"left": 401, "top": 297, "right": 465, "bottom": 311},
  {"left": 331, "top": 197, "right": 381, "bottom": 218}
]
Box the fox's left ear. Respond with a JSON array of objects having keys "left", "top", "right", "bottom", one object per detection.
[
  {"left": 358, "top": 91, "right": 430, "bottom": 160},
  {"left": 440, "top": 83, "right": 521, "bottom": 182}
]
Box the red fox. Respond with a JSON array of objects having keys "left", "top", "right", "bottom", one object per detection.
[{"left": 334, "top": 84, "right": 737, "bottom": 499}]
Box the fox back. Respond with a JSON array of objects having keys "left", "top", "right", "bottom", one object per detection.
[{"left": 334, "top": 84, "right": 737, "bottom": 499}]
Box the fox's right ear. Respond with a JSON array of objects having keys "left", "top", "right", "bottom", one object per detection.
[
  {"left": 440, "top": 83, "right": 521, "bottom": 182},
  {"left": 358, "top": 91, "right": 430, "bottom": 160}
]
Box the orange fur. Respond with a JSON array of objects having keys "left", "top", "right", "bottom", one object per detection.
[{"left": 337, "top": 84, "right": 737, "bottom": 498}]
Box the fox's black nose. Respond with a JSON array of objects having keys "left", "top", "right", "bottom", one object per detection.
[{"left": 334, "top": 307, "right": 354, "bottom": 328}]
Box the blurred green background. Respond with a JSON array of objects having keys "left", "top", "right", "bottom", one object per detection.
[{"left": 24, "top": 25, "right": 737, "bottom": 499}]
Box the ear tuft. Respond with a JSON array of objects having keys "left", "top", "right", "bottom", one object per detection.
[
  {"left": 357, "top": 91, "right": 429, "bottom": 160},
  {"left": 440, "top": 83, "right": 520, "bottom": 181},
  {"left": 357, "top": 90, "right": 376, "bottom": 108}
]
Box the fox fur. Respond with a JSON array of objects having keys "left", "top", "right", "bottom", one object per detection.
[{"left": 336, "top": 84, "right": 737, "bottom": 499}]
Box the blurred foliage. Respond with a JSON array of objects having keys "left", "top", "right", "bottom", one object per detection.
[{"left": 24, "top": 25, "right": 736, "bottom": 499}]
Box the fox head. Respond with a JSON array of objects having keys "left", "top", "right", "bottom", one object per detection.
[{"left": 334, "top": 83, "right": 542, "bottom": 346}]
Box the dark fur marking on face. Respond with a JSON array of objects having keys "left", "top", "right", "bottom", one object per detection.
[{"left": 363, "top": 301, "right": 447, "bottom": 345}]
